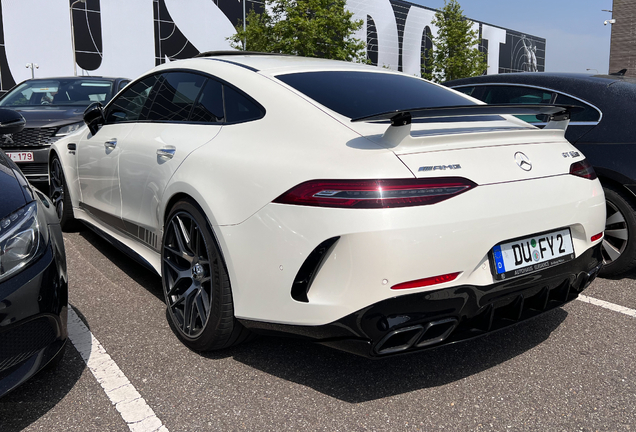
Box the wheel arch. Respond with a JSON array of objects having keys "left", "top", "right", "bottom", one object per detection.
[
  {"left": 47, "top": 138, "right": 82, "bottom": 209},
  {"left": 161, "top": 188, "right": 236, "bottom": 285},
  {"left": 596, "top": 167, "right": 636, "bottom": 207},
  {"left": 48, "top": 147, "right": 61, "bottom": 184}
]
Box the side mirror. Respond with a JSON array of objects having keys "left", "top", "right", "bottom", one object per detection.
[
  {"left": 84, "top": 102, "right": 105, "bottom": 135},
  {"left": 0, "top": 108, "right": 25, "bottom": 134}
]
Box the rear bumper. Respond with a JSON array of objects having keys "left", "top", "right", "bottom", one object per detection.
[
  {"left": 221, "top": 174, "right": 605, "bottom": 326},
  {"left": 240, "top": 244, "right": 603, "bottom": 358}
]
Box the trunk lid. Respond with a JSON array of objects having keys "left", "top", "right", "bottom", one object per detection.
[
  {"left": 395, "top": 128, "right": 580, "bottom": 185},
  {"left": 349, "top": 118, "right": 580, "bottom": 185}
]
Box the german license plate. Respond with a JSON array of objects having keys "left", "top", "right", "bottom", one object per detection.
[
  {"left": 7, "top": 151, "right": 34, "bottom": 162},
  {"left": 491, "top": 228, "right": 574, "bottom": 280}
]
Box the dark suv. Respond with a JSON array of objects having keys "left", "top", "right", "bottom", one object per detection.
[
  {"left": 0, "top": 77, "right": 129, "bottom": 188},
  {"left": 445, "top": 73, "right": 636, "bottom": 277}
]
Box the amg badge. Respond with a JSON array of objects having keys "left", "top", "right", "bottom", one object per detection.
[{"left": 418, "top": 164, "right": 461, "bottom": 172}]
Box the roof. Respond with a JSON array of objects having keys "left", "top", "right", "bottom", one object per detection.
[
  {"left": 195, "top": 53, "right": 376, "bottom": 75},
  {"left": 445, "top": 72, "right": 636, "bottom": 88},
  {"left": 22, "top": 76, "right": 129, "bottom": 81}
]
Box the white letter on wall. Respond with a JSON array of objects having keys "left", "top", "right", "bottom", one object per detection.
[
  {"left": 346, "top": 0, "right": 399, "bottom": 70},
  {"left": 402, "top": 7, "right": 437, "bottom": 77},
  {"left": 482, "top": 24, "right": 507, "bottom": 75},
  {"left": 3, "top": 0, "right": 74, "bottom": 82},
  {"left": 91, "top": 0, "right": 155, "bottom": 79},
  {"left": 164, "top": 0, "right": 235, "bottom": 53}
]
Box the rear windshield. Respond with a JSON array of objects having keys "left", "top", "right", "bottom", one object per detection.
[{"left": 277, "top": 71, "right": 474, "bottom": 119}]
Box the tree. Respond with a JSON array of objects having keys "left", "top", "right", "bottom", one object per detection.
[
  {"left": 423, "top": 0, "right": 487, "bottom": 83},
  {"left": 228, "top": 0, "right": 366, "bottom": 62}
]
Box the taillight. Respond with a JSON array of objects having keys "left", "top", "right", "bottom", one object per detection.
[
  {"left": 591, "top": 232, "right": 603, "bottom": 242},
  {"left": 273, "top": 178, "right": 477, "bottom": 209},
  {"left": 570, "top": 159, "right": 597, "bottom": 180},
  {"left": 391, "top": 272, "right": 461, "bottom": 290}
]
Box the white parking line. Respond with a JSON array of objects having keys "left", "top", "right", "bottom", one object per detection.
[
  {"left": 577, "top": 295, "right": 636, "bottom": 318},
  {"left": 67, "top": 306, "right": 169, "bottom": 432}
]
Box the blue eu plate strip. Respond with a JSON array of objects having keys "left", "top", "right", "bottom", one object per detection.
[{"left": 493, "top": 245, "right": 506, "bottom": 274}]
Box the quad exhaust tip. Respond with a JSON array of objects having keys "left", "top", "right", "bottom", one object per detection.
[{"left": 374, "top": 318, "right": 458, "bottom": 355}]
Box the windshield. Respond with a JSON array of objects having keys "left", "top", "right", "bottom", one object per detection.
[
  {"left": 276, "top": 71, "right": 475, "bottom": 119},
  {"left": 0, "top": 79, "right": 114, "bottom": 107}
]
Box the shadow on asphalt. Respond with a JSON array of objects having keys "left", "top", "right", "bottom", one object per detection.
[
  {"left": 0, "top": 306, "right": 92, "bottom": 432},
  {"left": 78, "top": 228, "right": 164, "bottom": 303},
  {"left": 200, "top": 308, "right": 567, "bottom": 403},
  {"left": 602, "top": 268, "right": 636, "bottom": 280}
]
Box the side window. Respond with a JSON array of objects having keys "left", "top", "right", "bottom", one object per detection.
[
  {"left": 190, "top": 79, "right": 224, "bottom": 123},
  {"left": 455, "top": 86, "right": 475, "bottom": 96},
  {"left": 554, "top": 94, "right": 600, "bottom": 122},
  {"left": 480, "top": 86, "right": 553, "bottom": 105},
  {"left": 118, "top": 80, "right": 130, "bottom": 92},
  {"left": 146, "top": 72, "right": 206, "bottom": 122},
  {"left": 106, "top": 75, "right": 159, "bottom": 123},
  {"left": 223, "top": 85, "right": 264, "bottom": 123},
  {"left": 478, "top": 86, "right": 554, "bottom": 123}
]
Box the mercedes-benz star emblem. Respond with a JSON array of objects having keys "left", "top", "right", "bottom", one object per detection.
[
  {"left": 192, "top": 263, "right": 205, "bottom": 281},
  {"left": 514, "top": 152, "right": 532, "bottom": 171}
]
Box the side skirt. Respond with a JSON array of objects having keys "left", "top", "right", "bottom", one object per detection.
[{"left": 73, "top": 206, "right": 162, "bottom": 275}]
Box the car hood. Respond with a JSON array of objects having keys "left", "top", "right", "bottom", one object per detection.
[
  {"left": 0, "top": 151, "right": 31, "bottom": 218},
  {"left": 9, "top": 106, "right": 85, "bottom": 128}
]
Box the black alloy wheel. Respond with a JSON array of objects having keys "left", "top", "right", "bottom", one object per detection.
[
  {"left": 49, "top": 155, "right": 76, "bottom": 230},
  {"left": 162, "top": 200, "right": 251, "bottom": 351},
  {"left": 599, "top": 186, "right": 636, "bottom": 277}
]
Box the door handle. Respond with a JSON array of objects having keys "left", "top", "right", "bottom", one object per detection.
[
  {"left": 104, "top": 139, "right": 117, "bottom": 149},
  {"left": 157, "top": 147, "right": 176, "bottom": 159}
]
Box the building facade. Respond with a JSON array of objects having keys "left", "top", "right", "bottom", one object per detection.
[
  {"left": 609, "top": 0, "right": 636, "bottom": 76},
  {"left": 0, "top": 0, "right": 545, "bottom": 91}
]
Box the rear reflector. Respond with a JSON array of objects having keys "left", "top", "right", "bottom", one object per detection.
[
  {"left": 591, "top": 232, "right": 603, "bottom": 242},
  {"left": 273, "top": 178, "right": 477, "bottom": 209},
  {"left": 570, "top": 159, "right": 597, "bottom": 180},
  {"left": 391, "top": 272, "right": 460, "bottom": 290}
]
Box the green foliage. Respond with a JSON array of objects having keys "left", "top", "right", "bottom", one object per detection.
[
  {"left": 423, "top": 0, "right": 487, "bottom": 83},
  {"left": 228, "top": 0, "right": 366, "bottom": 62}
]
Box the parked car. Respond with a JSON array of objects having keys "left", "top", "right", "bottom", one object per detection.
[
  {"left": 0, "top": 76, "right": 129, "bottom": 189},
  {"left": 49, "top": 54, "right": 604, "bottom": 357},
  {"left": 0, "top": 108, "right": 68, "bottom": 398},
  {"left": 444, "top": 73, "right": 636, "bottom": 277}
]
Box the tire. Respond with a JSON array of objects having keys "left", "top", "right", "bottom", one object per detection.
[
  {"left": 598, "top": 185, "right": 636, "bottom": 277},
  {"left": 49, "top": 155, "right": 78, "bottom": 231},
  {"left": 162, "top": 199, "right": 251, "bottom": 351}
]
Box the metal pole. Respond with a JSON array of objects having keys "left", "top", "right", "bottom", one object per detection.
[
  {"left": 242, "top": 0, "right": 247, "bottom": 50},
  {"left": 26, "top": 63, "right": 38, "bottom": 79}
]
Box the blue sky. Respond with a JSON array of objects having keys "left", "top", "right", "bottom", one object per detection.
[{"left": 409, "top": 0, "right": 614, "bottom": 73}]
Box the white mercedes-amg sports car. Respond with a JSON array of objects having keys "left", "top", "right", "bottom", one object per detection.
[{"left": 48, "top": 53, "right": 605, "bottom": 357}]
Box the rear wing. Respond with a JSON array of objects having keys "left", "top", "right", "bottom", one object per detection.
[{"left": 350, "top": 104, "right": 583, "bottom": 148}]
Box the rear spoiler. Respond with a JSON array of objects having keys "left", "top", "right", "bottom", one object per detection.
[{"left": 350, "top": 104, "right": 583, "bottom": 147}]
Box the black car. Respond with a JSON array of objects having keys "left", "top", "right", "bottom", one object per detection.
[
  {"left": 0, "top": 76, "right": 129, "bottom": 187},
  {"left": 445, "top": 72, "right": 636, "bottom": 277},
  {"left": 0, "top": 109, "right": 68, "bottom": 398}
]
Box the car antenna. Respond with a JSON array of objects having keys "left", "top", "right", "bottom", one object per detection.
[{"left": 610, "top": 69, "right": 627, "bottom": 76}]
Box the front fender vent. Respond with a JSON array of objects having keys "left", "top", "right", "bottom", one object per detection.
[{"left": 291, "top": 237, "right": 340, "bottom": 303}]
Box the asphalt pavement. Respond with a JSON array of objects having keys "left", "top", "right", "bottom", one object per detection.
[{"left": 1, "top": 229, "right": 634, "bottom": 431}]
